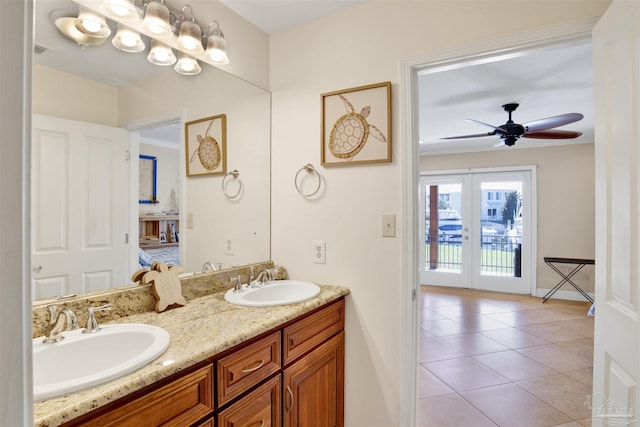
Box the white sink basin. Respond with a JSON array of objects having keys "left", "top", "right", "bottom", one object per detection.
[
  {"left": 33, "top": 323, "right": 170, "bottom": 401},
  {"left": 224, "top": 280, "right": 321, "bottom": 307}
]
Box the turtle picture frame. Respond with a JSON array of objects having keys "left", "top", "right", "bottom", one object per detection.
[
  {"left": 321, "top": 81, "right": 392, "bottom": 166},
  {"left": 185, "top": 114, "right": 227, "bottom": 177}
]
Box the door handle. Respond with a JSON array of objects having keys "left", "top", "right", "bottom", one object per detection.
[{"left": 32, "top": 265, "right": 42, "bottom": 273}]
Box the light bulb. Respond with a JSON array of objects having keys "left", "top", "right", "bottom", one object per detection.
[
  {"left": 142, "top": 1, "right": 172, "bottom": 38},
  {"left": 147, "top": 39, "right": 176, "bottom": 66},
  {"left": 175, "top": 53, "right": 201, "bottom": 75},
  {"left": 75, "top": 7, "right": 111, "bottom": 37},
  {"left": 120, "top": 34, "right": 137, "bottom": 48},
  {"left": 80, "top": 18, "right": 101, "bottom": 33},
  {"left": 112, "top": 24, "right": 145, "bottom": 53},
  {"left": 178, "top": 19, "right": 203, "bottom": 53},
  {"left": 205, "top": 34, "right": 229, "bottom": 65},
  {"left": 101, "top": 0, "right": 137, "bottom": 20}
]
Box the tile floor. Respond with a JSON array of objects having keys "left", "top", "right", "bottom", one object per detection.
[{"left": 417, "top": 285, "right": 594, "bottom": 427}]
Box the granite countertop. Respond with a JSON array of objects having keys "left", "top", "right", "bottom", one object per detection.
[{"left": 33, "top": 284, "right": 349, "bottom": 427}]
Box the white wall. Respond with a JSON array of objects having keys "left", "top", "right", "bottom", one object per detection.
[
  {"left": 32, "top": 64, "right": 119, "bottom": 127},
  {"left": 269, "top": 1, "right": 609, "bottom": 425},
  {"left": 420, "top": 143, "right": 596, "bottom": 294},
  {"left": 118, "top": 67, "right": 271, "bottom": 272}
]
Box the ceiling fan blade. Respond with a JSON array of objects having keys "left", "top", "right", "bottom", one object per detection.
[
  {"left": 523, "top": 113, "right": 584, "bottom": 133},
  {"left": 441, "top": 132, "right": 496, "bottom": 140},
  {"left": 466, "top": 119, "right": 505, "bottom": 132},
  {"left": 523, "top": 130, "right": 583, "bottom": 139}
]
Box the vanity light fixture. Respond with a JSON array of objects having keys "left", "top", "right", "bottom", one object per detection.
[
  {"left": 75, "top": 6, "right": 111, "bottom": 38},
  {"left": 147, "top": 39, "right": 176, "bottom": 65},
  {"left": 177, "top": 5, "right": 203, "bottom": 53},
  {"left": 60, "top": 0, "right": 231, "bottom": 74},
  {"left": 175, "top": 52, "right": 201, "bottom": 75},
  {"left": 100, "top": 0, "right": 137, "bottom": 21},
  {"left": 112, "top": 23, "right": 145, "bottom": 53},
  {"left": 52, "top": 9, "right": 110, "bottom": 47},
  {"left": 205, "top": 20, "right": 229, "bottom": 65},
  {"left": 141, "top": 0, "right": 172, "bottom": 39}
]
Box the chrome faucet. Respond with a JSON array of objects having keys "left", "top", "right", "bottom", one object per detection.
[
  {"left": 202, "top": 261, "right": 221, "bottom": 273},
  {"left": 43, "top": 305, "right": 79, "bottom": 343},
  {"left": 250, "top": 268, "right": 273, "bottom": 287},
  {"left": 83, "top": 304, "right": 113, "bottom": 334},
  {"left": 231, "top": 275, "right": 243, "bottom": 293}
]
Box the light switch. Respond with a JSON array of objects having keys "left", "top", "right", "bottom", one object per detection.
[
  {"left": 187, "top": 213, "right": 194, "bottom": 229},
  {"left": 382, "top": 214, "right": 396, "bottom": 237}
]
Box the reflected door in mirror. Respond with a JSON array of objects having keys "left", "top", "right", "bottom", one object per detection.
[{"left": 31, "top": 115, "right": 130, "bottom": 300}]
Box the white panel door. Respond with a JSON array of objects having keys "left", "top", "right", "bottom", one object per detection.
[
  {"left": 31, "top": 115, "right": 131, "bottom": 299},
  {"left": 592, "top": 1, "right": 640, "bottom": 425}
]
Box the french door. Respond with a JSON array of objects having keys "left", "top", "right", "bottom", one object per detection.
[{"left": 419, "top": 168, "right": 534, "bottom": 294}]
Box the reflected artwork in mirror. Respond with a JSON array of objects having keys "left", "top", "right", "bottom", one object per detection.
[
  {"left": 139, "top": 154, "right": 158, "bottom": 204},
  {"left": 31, "top": 0, "right": 271, "bottom": 301}
]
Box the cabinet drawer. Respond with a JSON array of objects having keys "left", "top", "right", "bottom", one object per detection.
[
  {"left": 217, "top": 375, "right": 281, "bottom": 427},
  {"left": 217, "top": 331, "right": 281, "bottom": 406},
  {"left": 74, "top": 364, "right": 213, "bottom": 427},
  {"left": 283, "top": 299, "right": 345, "bottom": 365}
]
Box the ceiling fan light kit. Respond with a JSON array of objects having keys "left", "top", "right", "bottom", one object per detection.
[
  {"left": 52, "top": 0, "right": 230, "bottom": 76},
  {"left": 442, "top": 102, "right": 583, "bottom": 147}
]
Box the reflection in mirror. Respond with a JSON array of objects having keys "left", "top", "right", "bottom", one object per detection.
[
  {"left": 138, "top": 154, "right": 158, "bottom": 204},
  {"left": 31, "top": 0, "right": 270, "bottom": 301}
]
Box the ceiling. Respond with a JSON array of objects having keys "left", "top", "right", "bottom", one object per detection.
[
  {"left": 220, "top": 0, "right": 363, "bottom": 34},
  {"left": 33, "top": 1, "right": 594, "bottom": 152},
  {"left": 418, "top": 41, "right": 594, "bottom": 155}
]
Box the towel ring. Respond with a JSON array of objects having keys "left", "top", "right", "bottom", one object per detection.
[
  {"left": 295, "top": 164, "right": 321, "bottom": 197},
  {"left": 222, "top": 170, "right": 242, "bottom": 199}
]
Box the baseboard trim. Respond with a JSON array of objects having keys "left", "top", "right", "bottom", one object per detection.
[{"left": 534, "top": 288, "right": 595, "bottom": 303}]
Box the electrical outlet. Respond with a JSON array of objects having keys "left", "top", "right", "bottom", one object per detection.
[
  {"left": 225, "top": 235, "right": 234, "bottom": 255},
  {"left": 313, "top": 240, "right": 326, "bottom": 264},
  {"left": 382, "top": 214, "right": 396, "bottom": 237}
]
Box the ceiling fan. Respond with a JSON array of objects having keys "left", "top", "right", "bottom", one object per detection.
[{"left": 441, "top": 103, "right": 583, "bottom": 147}]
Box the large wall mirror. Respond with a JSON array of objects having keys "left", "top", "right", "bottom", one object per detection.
[{"left": 31, "top": 0, "right": 271, "bottom": 301}]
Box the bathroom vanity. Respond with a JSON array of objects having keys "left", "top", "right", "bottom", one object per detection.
[{"left": 33, "top": 275, "right": 348, "bottom": 427}]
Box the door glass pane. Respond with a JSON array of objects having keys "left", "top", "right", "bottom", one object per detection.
[
  {"left": 479, "top": 181, "right": 522, "bottom": 277},
  {"left": 425, "top": 183, "right": 462, "bottom": 273}
]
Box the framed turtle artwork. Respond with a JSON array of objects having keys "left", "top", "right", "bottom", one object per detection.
[
  {"left": 321, "top": 81, "right": 391, "bottom": 166},
  {"left": 185, "top": 114, "right": 227, "bottom": 177}
]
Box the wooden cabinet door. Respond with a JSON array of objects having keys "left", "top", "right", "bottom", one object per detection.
[
  {"left": 283, "top": 332, "right": 344, "bottom": 427},
  {"left": 217, "top": 375, "right": 281, "bottom": 427}
]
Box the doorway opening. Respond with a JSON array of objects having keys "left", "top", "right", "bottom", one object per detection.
[
  {"left": 134, "top": 119, "right": 182, "bottom": 270},
  {"left": 398, "top": 19, "right": 598, "bottom": 426}
]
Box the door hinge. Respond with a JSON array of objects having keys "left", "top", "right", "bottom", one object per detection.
[
  {"left": 125, "top": 233, "right": 129, "bottom": 244},
  {"left": 412, "top": 288, "right": 416, "bottom": 301}
]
